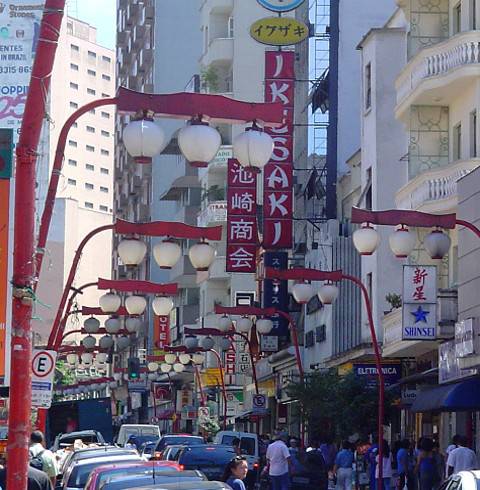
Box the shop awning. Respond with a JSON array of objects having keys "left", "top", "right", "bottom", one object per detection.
[{"left": 411, "top": 377, "right": 480, "bottom": 412}]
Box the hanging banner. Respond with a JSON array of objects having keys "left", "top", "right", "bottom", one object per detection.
[
  {"left": 263, "top": 51, "right": 294, "bottom": 249},
  {"left": 402, "top": 265, "right": 437, "bottom": 340},
  {"left": 250, "top": 17, "right": 309, "bottom": 46},
  {"left": 153, "top": 315, "right": 170, "bottom": 355},
  {"left": 226, "top": 159, "right": 258, "bottom": 273}
]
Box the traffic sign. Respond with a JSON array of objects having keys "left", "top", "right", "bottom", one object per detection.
[
  {"left": 256, "top": 0, "right": 306, "bottom": 12},
  {"left": 31, "top": 349, "right": 57, "bottom": 408},
  {"left": 198, "top": 406, "right": 210, "bottom": 419},
  {"left": 253, "top": 394, "right": 266, "bottom": 410}
]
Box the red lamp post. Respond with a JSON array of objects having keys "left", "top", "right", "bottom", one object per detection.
[{"left": 264, "top": 266, "right": 386, "bottom": 481}]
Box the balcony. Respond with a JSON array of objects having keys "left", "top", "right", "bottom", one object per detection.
[
  {"left": 396, "top": 31, "right": 480, "bottom": 120},
  {"left": 201, "top": 0, "right": 234, "bottom": 12},
  {"left": 197, "top": 201, "right": 227, "bottom": 227},
  {"left": 395, "top": 158, "right": 480, "bottom": 212},
  {"left": 200, "top": 37, "right": 233, "bottom": 67}
]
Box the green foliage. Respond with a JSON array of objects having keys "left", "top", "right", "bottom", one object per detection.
[
  {"left": 199, "top": 415, "right": 220, "bottom": 436},
  {"left": 55, "top": 360, "right": 76, "bottom": 387},
  {"left": 201, "top": 185, "right": 225, "bottom": 202},
  {"left": 386, "top": 293, "right": 402, "bottom": 310},
  {"left": 200, "top": 66, "right": 219, "bottom": 93},
  {"left": 286, "top": 370, "right": 395, "bottom": 441}
]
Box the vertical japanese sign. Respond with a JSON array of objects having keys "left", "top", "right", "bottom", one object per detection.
[
  {"left": 263, "top": 51, "right": 294, "bottom": 249},
  {"left": 0, "top": 1, "right": 44, "bottom": 139},
  {"left": 224, "top": 345, "right": 236, "bottom": 385},
  {"left": 153, "top": 315, "right": 170, "bottom": 356},
  {"left": 402, "top": 265, "right": 437, "bottom": 340},
  {"left": 226, "top": 159, "right": 258, "bottom": 273},
  {"left": 263, "top": 252, "right": 289, "bottom": 343}
]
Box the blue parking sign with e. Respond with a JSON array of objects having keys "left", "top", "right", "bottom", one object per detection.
[{"left": 256, "top": 0, "right": 306, "bottom": 12}]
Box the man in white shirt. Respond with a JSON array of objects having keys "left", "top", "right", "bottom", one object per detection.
[
  {"left": 447, "top": 436, "right": 477, "bottom": 475},
  {"left": 266, "top": 431, "right": 292, "bottom": 490},
  {"left": 29, "top": 430, "right": 59, "bottom": 487}
]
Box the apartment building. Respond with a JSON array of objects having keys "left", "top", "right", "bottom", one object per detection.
[{"left": 34, "top": 16, "right": 115, "bottom": 345}]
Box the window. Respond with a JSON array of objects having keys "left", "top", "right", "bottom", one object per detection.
[
  {"left": 453, "top": 123, "right": 462, "bottom": 160},
  {"left": 85, "top": 183, "right": 94, "bottom": 190},
  {"left": 70, "top": 63, "right": 78, "bottom": 71},
  {"left": 367, "top": 272, "right": 373, "bottom": 310},
  {"left": 365, "top": 167, "right": 372, "bottom": 210},
  {"left": 68, "top": 140, "right": 77, "bottom": 147},
  {"left": 454, "top": 2, "right": 462, "bottom": 33},
  {"left": 101, "top": 111, "right": 110, "bottom": 119},
  {"left": 67, "top": 22, "right": 73, "bottom": 34},
  {"left": 100, "top": 186, "right": 109, "bottom": 193},
  {"left": 102, "top": 74, "right": 111, "bottom": 81},
  {"left": 84, "top": 202, "right": 94, "bottom": 209},
  {"left": 228, "top": 16, "right": 234, "bottom": 38},
  {"left": 70, "top": 82, "right": 78, "bottom": 90},
  {"left": 68, "top": 159, "right": 77, "bottom": 166},
  {"left": 365, "top": 63, "right": 372, "bottom": 110},
  {"left": 86, "top": 164, "right": 94, "bottom": 171},
  {"left": 470, "top": 0, "right": 477, "bottom": 29},
  {"left": 100, "top": 167, "right": 109, "bottom": 175},
  {"left": 88, "top": 50, "right": 97, "bottom": 59},
  {"left": 101, "top": 93, "right": 110, "bottom": 98},
  {"left": 101, "top": 130, "right": 110, "bottom": 137},
  {"left": 87, "top": 88, "right": 96, "bottom": 95},
  {"left": 87, "top": 69, "right": 96, "bottom": 76},
  {"left": 86, "top": 126, "right": 95, "bottom": 133},
  {"left": 471, "top": 110, "right": 477, "bottom": 158},
  {"left": 102, "top": 55, "right": 111, "bottom": 63},
  {"left": 69, "top": 101, "right": 78, "bottom": 109},
  {"left": 72, "top": 122, "right": 78, "bottom": 128},
  {"left": 89, "top": 109, "right": 96, "bottom": 114},
  {"left": 70, "top": 44, "right": 79, "bottom": 52},
  {"left": 101, "top": 149, "right": 109, "bottom": 156},
  {"left": 68, "top": 178, "right": 76, "bottom": 186},
  {"left": 86, "top": 145, "right": 95, "bottom": 152},
  {"left": 99, "top": 205, "right": 108, "bottom": 212}
]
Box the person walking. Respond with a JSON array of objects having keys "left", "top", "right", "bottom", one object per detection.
[
  {"left": 446, "top": 436, "right": 477, "bottom": 476},
  {"left": 321, "top": 437, "right": 338, "bottom": 472},
  {"left": 29, "top": 431, "right": 58, "bottom": 488},
  {"left": 375, "top": 440, "right": 393, "bottom": 490},
  {"left": 266, "top": 431, "right": 292, "bottom": 490},
  {"left": 397, "top": 440, "right": 410, "bottom": 490},
  {"left": 334, "top": 441, "right": 354, "bottom": 490},
  {"left": 223, "top": 456, "right": 249, "bottom": 490},
  {"left": 0, "top": 461, "right": 53, "bottom": 490},
  {"left": 415, "top": 438, "right": 440, "bottom": 490},
  {"left": 288, "top": 438, "right": 302, "bottom": 475}
]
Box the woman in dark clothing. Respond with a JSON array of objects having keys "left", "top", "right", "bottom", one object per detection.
[{"left": 415, "top": 438, "right": 439, "bottom": 490}]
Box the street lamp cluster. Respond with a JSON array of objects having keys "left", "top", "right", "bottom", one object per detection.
[
  {"left": 122, "top": 114, "right": 274, "bottom": 170},
  {"left": 147, "top": 352, "right": 205, "bottom": 376}
]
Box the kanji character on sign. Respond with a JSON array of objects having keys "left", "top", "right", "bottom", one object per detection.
[
  {"left": 231, "top": 192, "right": 255, "bottom": 213},
  {"left": 229, "top": 161, "right": 256, "bottom": 186},
  {"left": 413, "top": 267, "right": 428, "bottom": 285},
  {"left": 230, "top": 219, "right": 256, "bottom": 241},
  {"left": 229, "top": 247, "right": 255, "bottom": 269},
  {"left": 413, "top": 286, "right": 426, "bottom": 301}
]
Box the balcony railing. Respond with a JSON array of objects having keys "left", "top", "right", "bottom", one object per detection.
[
  {"left": 197, "top": 201, "right": 227, "bottom": 227},
  {"left": 395, "top": 158, "right": 480, "bottom": 212},
  {"left": 396, "top": 31, "right": 480, "bottom": 111}
]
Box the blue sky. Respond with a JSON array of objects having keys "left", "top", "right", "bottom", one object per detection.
[{"left": 70, "top": 0, "right": 116, "bottom": 49}]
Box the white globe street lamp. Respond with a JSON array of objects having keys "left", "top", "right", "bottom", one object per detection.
[
  {"left": 256, "top": 318, "right": 273, "bottom": 335},
  {"left": 184, "top": 335, "right": 199, "bottom": 349},
  {"left": 99, "top": 292, "right": 121, "bottom": 314},
  {"left": 188, "top": 241, "right": 216, "bottom": 271},
  {"left": 81, "top": 335, "right": 96, "bottom": 349},
  {"left": 125, "top": 295, "right": 147, "bottom": 315},
  {"left": 353, "top": 224, "right": 380, "bottom": 256},
  {"left": 148, "top": 362, "right": 159, "bottom": 372},
  {"left": 217, "top": 314, "right": 232, "bottom": 333},
  {"left": 153, "top": 239, "right": 182, "bottom": 270},
  {"left": 96, "top": 353, "right": 108, "bottom": 364},
  {"left": 173, "top": 363, "right": 185, "bottom": 373},
  {"left": 192, "top": 353, "right": 205, "bottom": 365},
  {"left": 81, "top": 352, "right": 93, "bottom": 366},
  {"left": 99, "top": 335, "right": 114, "bottom": 349},
  {"left": 83, "top": 317, "right": 100, "bottom": 334},
  {"left": 178, "top": 121, "right": 222, "bottom": 168},
  {"left": 113, "top": 372, "right": 122, "bottom": 382},
  {"left": 424, "top": 229, "right": 451, "bottom": 259},
  {"left": 236, "top": 316, "right": 253, "bottom": 333},
  {"left": 164, "top": 353, "right": 177, "bottom": 365},
  {"left": 66, "top": 353, "right": 78, "bottom": 365},
  {"left": 389, "top": 226, "right": 416, "bottom": 258},
  {"left": 116, "top": 335, "right": 130, "bottom": 350},
  {"left": 152, "top": 296, "right": 174, "bottom": 316},
  {"left": 160, "top": 363, "right": 172, "bottom": 373},
  {"left": 233, "top": 125, "right": 274, "bottom": 169},
  {"left": 201, "top": 336, "right": 215, "bottom": 350},
  {"left": 179, "top": 354, "right": 191, "bottom": 365},
  {"left": 125, "top": 317, "right": 142, "bottom": 334},
  {"left": 219, "top": 337, "right": 232, "bottom": 351},
  {"left": 292, "top": 282, "right": 315, "bottom": 304},
  {"left": 123, "top": 117, "right": 166, "bottom": 164},
  {"left": 318, "top": 283, "right": 339, "bottom": 305},
  {"left": 105, "top": 317, "right": 122, "bottom": 334},
  {"left": 117, "top": 238, "right": 147, "bottom": 267}
]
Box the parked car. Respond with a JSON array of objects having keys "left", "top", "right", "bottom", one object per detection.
[
  {"left": 52, "top": 430, "right": 106, "bottom": 451},
  {"left": 438, "top": 471, "right": 480, "bottom": 490},
  {"left": 124, "top": 482, "right": 230, "bottom": 490},
  {"left": 161, "top": 445, "right": 188, "bottom": 462},
  {"left": 98, "top": 470, "right": 207, "bottom": 490},
  {"left": 62, "top": 453, "right": 142, "bottom": 490},
  {"left": 213, "top": 431, "right": 260, "bottom": 469},
  {"left": 153, "top": 435, "right": 204, "bottom": 459},
  {"left": 116, "top": 424, "right": 161, "bottom": 447},
  {"left": 84, "top": 461, "right": 181, "bottom": 490},
  {"left": 141, "top": 441, "right": 158, "bottom": 460},
  {"left": 176, "top": 445, "right": 237, "bottom": 481}
]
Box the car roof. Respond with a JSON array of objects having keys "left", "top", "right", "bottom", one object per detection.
[
  {"left": 121, "top": 424, "right": 159, "bottom": 428},
  {"left": 184, "top": 444, "right": 233, "bottom": 450},
  {"left": 74, "top": 454, "right": 141, "bottom": 467},
  {"left": 92, "top": 462, "right": 181, "bottom": 474},
  {"left": 60, "top": 430, "right": 100, "bottom": 438},
  {"left": 128, "top": 482, "right": 229, "bottom": 490}
]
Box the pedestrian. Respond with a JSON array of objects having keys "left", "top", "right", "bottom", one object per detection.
[
  {"left": 397, "top": 440, "right": 410, "bottom": 490},
  {"left": 265, "top": 431, "right": 292, "bottom": 490},
  {"left": 366, "top": 438, "right": 378, "bottom": 490},
  {"left": 375, "top": 440, "right": 392, "bottom": 490},
  {"left": 446, "top": 435, "right": 477, "bottom": 476},
  {"left": 334, "top": 441, "right": 354, "bottom": 490},
  {"left": 232, "top": 437, "right": 242, "bottom": 457},
  {"left": 445, "top": 435, "right": 461, "bottom": 459},
  {"left": 288, "top": 438, "right": 302, "bottom": 474},
  {"left": 415, "top": 438, "right": 440, "bottom": 490},
  {"left": 321, "top": 436, "right": 338, "bottom": 471},
  {"left": 432, "top": 441, "right": 445, "bottom": 486},
  {"left": 0, "top": 460, "right": 53, "bottom": 490},
  {"left": 29, "top": 430, "right": 58, "bottom": 488},
  {"left": 223, "top": 456, "right": 249, "bottom": 490}
]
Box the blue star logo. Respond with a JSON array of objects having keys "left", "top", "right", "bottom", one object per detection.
[{"left": 411, "top": 305, "right": 429, "bottom": 323}]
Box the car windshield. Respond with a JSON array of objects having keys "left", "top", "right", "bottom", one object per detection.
[
  {"left": 101, "top": 471, "right": 203, "bottom": 490},
  {"left": 158, "top": 436, "right": 204, "bottom": 450},
  {"left": 180, "top": 447, "right": 236, "bottom": 467},
  {"left": 60, "top": 434, "right": 99, "bottom": 446},
  {"left": 69, "top": 459, "right": 139, "bottom": 488}
]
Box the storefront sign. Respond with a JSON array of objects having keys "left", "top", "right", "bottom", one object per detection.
[
  {"left": 152, "top": 383, "right": 171, "bottom": 401},
  {"left": 402, "top": 265, "right": 437, "bottom": 340},
  {"left": 250, "top": 17, "right": 309, "bottom": 46},
  {"left": 261, "top": 335, "right": 279, "bottom": 352},
  {"left": 353, "top": 362, "right": 402, "bottom": 388},
  {"left": 439, "top": 339, "right": 477, "bottom": 384},
  {"left": 176, "top": 389, "right": 193, "bottom": 412},
  {"left": 226, "top": 159, "right": 258, "bottom": 273},
  {"left": 153, "top": 314, "right": 170, "bottom": 355},
  {"left": 211, "top": 145, "right": 232, "bottom": 167},
  {"left": 263, "top": 251, "right": 289, "bottom": 339},
  {"left": 224, "top": 345, "right": 236, "bottom": 384},
  {"left": 263, "top": 51, "right": 294, "bottom": 249},
  {"left": 455, "top": 318, "right": 478, "bottom": 358},
  {"left": 256, "top": 0, "right": 306, "bottom": 12},
  {"left": 401, "top": 389, "right": 418, "bottom": 405}
]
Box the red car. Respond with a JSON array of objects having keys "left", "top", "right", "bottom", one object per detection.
[{"left": 84, "top": 460, "right": 181, "bottom": 490}]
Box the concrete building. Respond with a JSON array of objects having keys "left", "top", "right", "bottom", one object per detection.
[{"left": 34, "top": 16, "right": 115, "bottom": 345}]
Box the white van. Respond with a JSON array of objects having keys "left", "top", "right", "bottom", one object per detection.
[
  {"left": 213, "top": 431, "right": 260, "bottom": 470},
  {"left": 116, "top": 424, "right": 161, "bottom": 447}
]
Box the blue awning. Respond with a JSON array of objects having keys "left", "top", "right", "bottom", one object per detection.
[{"left": 411, "top": 377, "right": 480, "bottom": 412}]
